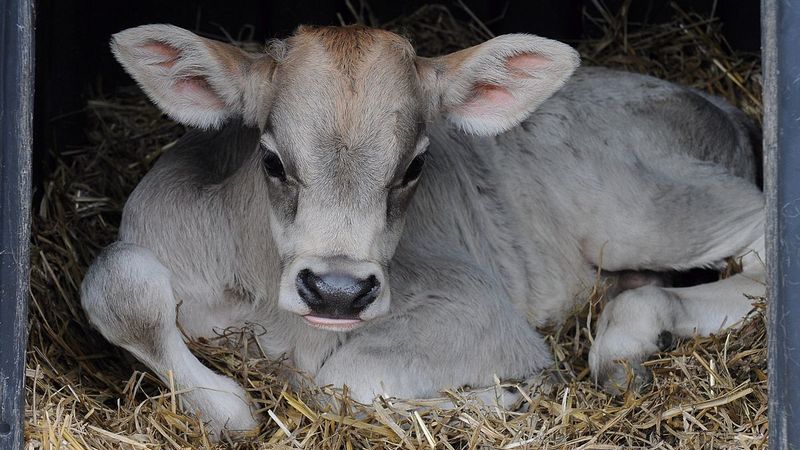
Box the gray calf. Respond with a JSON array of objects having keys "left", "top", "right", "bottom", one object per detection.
[{"left": 81, "top": 24, "right": 764, "bottom": 438}]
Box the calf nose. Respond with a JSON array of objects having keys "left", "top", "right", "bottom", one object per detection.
[{"left": 296, "top": 269, "right": 380, "bottom": 317}]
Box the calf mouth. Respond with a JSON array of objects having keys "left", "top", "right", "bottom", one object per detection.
[{"left": 302, "top": 314, "right": 364, "bottom": 332}]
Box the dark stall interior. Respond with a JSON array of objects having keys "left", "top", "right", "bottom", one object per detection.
[{"left": 33, "top": 0, "right": 761, "bottom": 193}]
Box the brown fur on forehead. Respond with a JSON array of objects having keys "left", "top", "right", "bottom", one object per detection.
[
  {"left": 272, "top": 25, "right": 424, "bottom": 159},
  {"left": 292, "top": 25, "right": 415, "bottom": 81}
]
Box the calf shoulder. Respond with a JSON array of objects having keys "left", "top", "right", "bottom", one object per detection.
[{"left": 117, "top": 124, "right": 280, "bottom": 336}]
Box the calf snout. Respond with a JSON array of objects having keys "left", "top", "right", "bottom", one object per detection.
[
  {"left": 278, "top": 257, "right": 392, "bottom": 328},
  {"left": 296, "top": 269, "right": 381, "bottom": 317}
]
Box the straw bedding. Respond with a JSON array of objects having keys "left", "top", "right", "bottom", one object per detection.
[{"left": 26, "top": 2, "right": 766, "bottom": 449}]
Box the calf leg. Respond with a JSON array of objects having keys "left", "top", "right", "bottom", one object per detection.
[
  {"left": 81, "top": 242, "right": 259, "bottom": 438},
  {"left": 312, "top": 258, "right": 551, "bottom": 405},
  {"left": 589, "top": 239, "right": 764, "bottom": 391},
  {"left": 579, "top": 157, "right": 764, "bottom": 273},
  {"left": 579, "top": 160, "right": 765, "bottom": 391}
]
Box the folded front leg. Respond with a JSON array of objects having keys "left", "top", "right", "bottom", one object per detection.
[
  {"left": 81, "top": 242, "right": 260, "bottom": 440},
  {"left": 312, "top": 263, "right": 552, "bottom": 405}
]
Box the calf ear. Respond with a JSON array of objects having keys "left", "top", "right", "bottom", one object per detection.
[
  {"left": 417, "top": 34, "right": 580, "bottom": 136},
  {"left": 111, "top": 24, "right": 274, "bottom": 129}
]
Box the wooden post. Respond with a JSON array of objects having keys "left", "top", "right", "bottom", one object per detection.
[
  {"left": 0, "top": 0, "right": 34, "bottom": 448},
  {"left": 763, "top": 0, "right": 800, "bottom": 448}
]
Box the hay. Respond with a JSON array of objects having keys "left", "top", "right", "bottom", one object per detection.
[
  {"left": 26, "top": 3, "right": 767, "bottom": 449},
  {"left": 577, "top": 0, "right": 762, "bottom": 123}
]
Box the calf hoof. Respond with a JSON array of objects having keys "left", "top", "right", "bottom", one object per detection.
[
  {"left": 656, "top": 330, "right": 674, "bottom": 351},
  {"left": 594, "top": 358, "right": 652, "bottom": 395},
  {"left": 589, "top": 286, "right": 679, "bottom": 395},
  {"left": 184, "top": 373, "right": 262, "bottom": 441},
  {"left": 596, "top": 330, "right": 675, "bottom": 394}
]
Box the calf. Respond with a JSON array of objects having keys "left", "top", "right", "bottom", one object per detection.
[{"left": 81, "top": 24, "right": 764, "bottom": 438}]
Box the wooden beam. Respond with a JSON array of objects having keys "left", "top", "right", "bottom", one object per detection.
[
  {"left": 0, "top": 0, "right": 34, "bottom": 448},
  {"left": 763, "top": 0, "right": 800, "bottom": 448}
]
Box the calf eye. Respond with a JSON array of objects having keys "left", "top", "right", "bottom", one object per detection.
[
  {"left": 263, "top": 149, "right": 286, "bottom": 181},
  {"left": 402, "top": 153, "right": 426, "bottom": 186}
]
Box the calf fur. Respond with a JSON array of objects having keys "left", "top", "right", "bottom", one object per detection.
[{"left": 81, "top": 24, "right": 764, "bottom": 438}]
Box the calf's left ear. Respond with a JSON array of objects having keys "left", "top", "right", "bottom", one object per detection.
[{"left": 417, "top": 34, "right": 580, "bottom": 136}]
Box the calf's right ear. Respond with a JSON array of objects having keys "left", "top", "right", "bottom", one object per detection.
[{"left": 111, "top": 24, "right": 275, "bottom": 129}]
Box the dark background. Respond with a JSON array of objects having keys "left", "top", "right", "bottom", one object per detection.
[{"left": 32, "top": 0, "right": 761, "bottom": 191}]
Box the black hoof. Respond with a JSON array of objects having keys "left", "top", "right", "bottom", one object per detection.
[{"left": 657, "top": 331, "right": 674, "bottom": 351}]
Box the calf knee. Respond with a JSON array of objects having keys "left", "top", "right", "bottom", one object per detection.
[
  {"left": 81, "top": 242, "right": 175, "bottom": 357},
  {"left": 597, "top": 286, "right": 679, "bottom": 339}
]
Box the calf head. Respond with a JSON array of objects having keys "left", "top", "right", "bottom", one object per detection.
[{"left": 111, "top": 24, "right": 579, "bottom": 331}]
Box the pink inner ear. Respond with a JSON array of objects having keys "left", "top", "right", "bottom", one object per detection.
[
  {"left": 458, "top": 82, "right": 515, "bottom": 117},
  {"left": 141, "top": 41, "right": 181, "bottom": 68},
  {"left": 174, "top": 76, "right": 225, "bottom": 110},
  {"left": 473, "top": 83, "right": 514, "bottom": 105},
  {"left": 507, "top": 53, "right": 549, "bottom": 77}
]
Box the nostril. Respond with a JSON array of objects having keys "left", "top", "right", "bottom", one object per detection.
[
  {"left": 296, "top": 269, "right": 324, "bottom": 306},
  {"left": 351, "top": 275, "right": 380, "bottom": 309}
]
